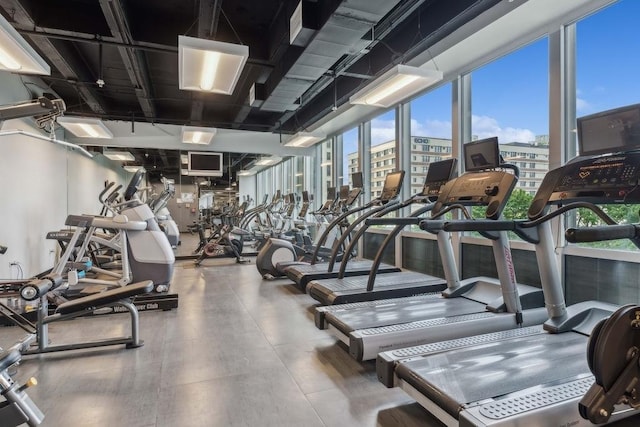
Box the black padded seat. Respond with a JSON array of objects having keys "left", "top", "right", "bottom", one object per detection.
[{"left": 56, "top": 281, "right": 153, "bottom": 315}]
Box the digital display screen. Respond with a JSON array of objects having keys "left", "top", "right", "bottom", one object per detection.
[
  {"left": 327, "top": 187, "right": 336, "bottom": 200},
  {"left": 425, "top": 159, "right": 456, "bottom": 184},
  {"left": 351, "top": 172, "right": 364, "bottom": 188},
  {"left": 463, "top": 137, "right": 500, "bottom": 172},
  {"left": 188, "top": 152, "right": 223, "bottom": 176},
  {"left": 381, "top": 171, "right": 405, "bottom": 198},
  {"left": 578, "top": 104, "right": 640, "bottom": 156},
  {"left": 339, "top": 185, "right": 350, "bottom": 200}
]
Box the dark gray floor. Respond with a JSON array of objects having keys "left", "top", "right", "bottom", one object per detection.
[
  {"left": 1, "top": 237, "right": 442, "bottom": 427},
  {"left": 3, "top": 234, "right": 638, "bottom": 426}
]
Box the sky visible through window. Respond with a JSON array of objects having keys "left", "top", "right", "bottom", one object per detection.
[{"left": 340, "top": 0, "right": 640, "bottom": 178}]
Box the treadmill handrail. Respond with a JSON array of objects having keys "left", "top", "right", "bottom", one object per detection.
[
  {"left": 310, "top": 202, "right": 375, "bottom": 264},
  {"left": 366, "top": 204, "right": 434, "bottom": 291},
  {"left": 566, "top": 224, "right": 640, "bottom": 243},
  {"left": 336, "top": 200, "right": 435, "bottom": 277},
  {"left": 326, "top": 199, "right": 399, "bottom": 272}
]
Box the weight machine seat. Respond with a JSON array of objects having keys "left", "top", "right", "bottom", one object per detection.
[
  {"left": 0, "top": 348, "right": 20, "bottom": 372},
  {"left": 56, "top": 280, "right": 154, "bottom": 315}
]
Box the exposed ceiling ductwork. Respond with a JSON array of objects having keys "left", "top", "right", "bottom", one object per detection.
[{"left": 259, "top": 0, "right": 403, "bottom": 113}]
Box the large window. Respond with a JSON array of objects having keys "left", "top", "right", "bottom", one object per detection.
[
  {"left": 409, "top": 83, "right": 452, "bottom": 196},
  {"left": 369, "top": 110, "right": 396, "bottom": 199},
  {"left": 573, "top": 0, "right": 640, "bottom": 250},
  {"left": 342, "top": 127, "right": 359, "bottom": 188},
  {"left": 471, "top": 37, "right": 549, "bottom": 223},
  {"left": 319, "top": 139, "right": 334, "bottom": 204}
]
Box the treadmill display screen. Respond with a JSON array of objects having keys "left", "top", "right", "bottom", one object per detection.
[
  {"left": 339, "top": 185, "right": 350, "bottom": 200},
  {"left": 422, "top": 159, "right": 457, "bottom": 196},
  {"left": 578, "top": 103, "right": 640, "bottom": 156},
  {"left": 327, "top": 187, "right": 336, "bottom": 200},
  {"left": 425, "top": 159, "right": 457, "bottom": 184},
  {"left": 463, "top": 137, "right": 500, "bottom": 172},
  {"left": 380, "top": 171, "right": 405, "bottom": 201},
  {"left": 351, "top": 172, "right": 364, "bottom": 189}
]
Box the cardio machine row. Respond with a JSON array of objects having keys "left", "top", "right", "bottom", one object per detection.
[{"left": 259, "top": 103, "right": 640, "bottom": 426}]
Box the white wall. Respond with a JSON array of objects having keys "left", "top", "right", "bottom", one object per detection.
[{"left": 0, "top": 120, "right": 126, "bottom": 278}]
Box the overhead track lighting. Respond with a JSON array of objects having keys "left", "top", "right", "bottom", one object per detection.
[
  {"left": 178, "top": 35, "right": 249, "bottom": 94},
  {"left": 181, "top": 126, "right": 217, "bottom": 145},
  {"left": 284, "top": 131, "right": 326, "bottom": 148},
  {"left": 350, "top": 65, "right": 443, "bottom": 108},
  {"left": 0, "top": 14, "right": 50, "bottom": 74},
  {"left": 57, "top": 117, "right": 113, "bottom": 139}
]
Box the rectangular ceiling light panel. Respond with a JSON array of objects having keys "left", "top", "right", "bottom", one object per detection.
[
  {"left": 182, "top": 126, "right": 217, "bottom": 144},
  {"left": 57, "top": 116, "right": 113, "bottom": 139},
  {"left": 284, "top": 131, "right": 326, "bottom": 148},
  {"left": 255, "top": 156, "right": 282, "bottom": 166},
  {"left": 178, "top": 35, "right": 249, "bottom": 94},
  {"left": 0, "top": 14, "right": 50, "bottom": 74},
  {"left": 237, "top": 170, "right": 256, "bottom": 176},
  {"left": 103, "top": 150, "right": 135, "bottom": 161},
  {"left": 350, "top": 65, "right": 443, "bottom": 108}
]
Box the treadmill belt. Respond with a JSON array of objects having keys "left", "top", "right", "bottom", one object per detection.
[
  {"left": 328, "top": 297, "right": 485, "bottom": 333},
  {"left": 288, "top": 260, "right": 389, "bottom": 275},
  {"left": 396, "top": 332, "right": 589, "bottom": 418},
  {"left": 311, "top": 271, "right": 440, "bottom": 291}
]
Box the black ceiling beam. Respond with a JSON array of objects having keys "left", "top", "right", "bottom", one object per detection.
[
  {"left": 99, "top": 0, "right": 155, "bottom": 119},
  {"left": 0, "top": 0, "right": 106, "bottom": 114}
]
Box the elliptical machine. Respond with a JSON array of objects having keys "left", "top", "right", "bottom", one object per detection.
[{"left": 256, "top": 173, "right": 363, "bottom": 279}]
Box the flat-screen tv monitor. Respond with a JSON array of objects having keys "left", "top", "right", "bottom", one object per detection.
[
  {"left": 422, "top": 159, "right": 457, "bottom": 194},
  {"left": 351, "top": 172, "right": 364, "bottom": 189},
  {"left": 380, "top": 171, "right": 405, "bottom": 201},
  {"left": 339, "top": 185, "right": 350, "bottom": 200},
  {"left": 463, "top": 137, "right": 500, "bottom": 172},
  {"left": 327, "top": 187, "right": 336, "bottom": 201},
  {"left": 188, "top": 152, "right": 223, "bottom": 176},
  {"left": 577, "top": 103, "right": 640, "bottom": 157}
]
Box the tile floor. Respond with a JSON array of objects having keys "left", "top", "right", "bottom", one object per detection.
[{"left": 1, "top": 234, "right": 638, "bottom": 426}]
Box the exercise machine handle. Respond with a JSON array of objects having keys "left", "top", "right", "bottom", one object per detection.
[
  {"left": 20, "top": 275, "right": 63, "bottom": 301},
  {"left": 566, "top": 224, "right": 640, "bottom": 243}
]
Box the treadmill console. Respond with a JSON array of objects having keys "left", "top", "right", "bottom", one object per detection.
[
  {"left": 434, "top": 170, "right": 518, "bottom": 219},
  {"left": 379, "top": 171, "right": 406, "bottom": 202},
  {"left": 529, "top": 152, "right": 640, "bottom": 219},
  {"left": 421, "top": 159, "right": 457, "bottom": 197}
]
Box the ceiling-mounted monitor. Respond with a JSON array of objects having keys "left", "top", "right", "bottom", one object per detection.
[
  {"left": 188, "top": 151, "right": 223, "bottom": 176},
  {"left": 577, "top": 103, "right": 640, "bottom": 157},
  {"left": 463, "top": 137, "right": 500, "bottom": 172}
]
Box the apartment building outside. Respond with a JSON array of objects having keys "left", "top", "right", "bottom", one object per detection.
[{"left": 347, "top": 136, "right": 550, "bottom": 199}]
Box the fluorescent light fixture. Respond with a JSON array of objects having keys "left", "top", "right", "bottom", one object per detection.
[
  {"left": 0, "top": 14, "right": 50, "bottom": 74},
  {"left": 178, "top": 35, "right": 249, "bottom": 94},
  {"left": 350, "top": 65, "right": 443, "bottom": 108},
  {"left": 295, "top": 173, "right": 303, "bottom": 176},
  {"left": 103, "top": 149, "right": 135, "bottom": 161},
  {"left": 237, "top": 170, "right": 256, "bottom": 176},
  {"left": 57, "top": 116, "right": 113, "bottom": 139},
  {"left": 255, "top": 156, "right": 282, "bottom": 166},
  {"left": 182, "top": 126, "right": 217, "bottom": 144},
  {"left": 181, "top": 154, "right": 188, "bottom": 164},
  {"left": 284, "top": 131, "right": 325, "bottom": 148},
  {"left": 123, "top": 165, "right": 144, "bottom": 173},
  {"left": 320, "top": 161, "right": 332, "bottom": 167}
]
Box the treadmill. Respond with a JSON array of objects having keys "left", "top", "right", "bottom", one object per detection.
[
  {"left": 316, "top": 140, "right": 547, "bottom": 360},
  {"left": 380, "top": 104, "right": 640, "bottom": 426},
  {"left": 284, "top": 171, "right": 405, "bottom": 292}
]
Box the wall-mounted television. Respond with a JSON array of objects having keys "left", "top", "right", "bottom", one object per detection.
[{"left": 188, "top": 152, "right": 223, "bottom": 176}]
